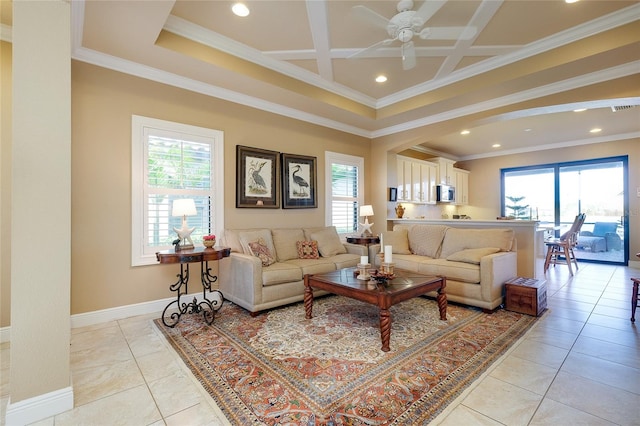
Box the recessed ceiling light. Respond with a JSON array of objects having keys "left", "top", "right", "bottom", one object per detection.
[
  {"left": 524, "top": 128, "right": 532, "bottom": 132},
  {"left": 590, "top": 128, "right": 602, "bottom": 133},
  {"left": 232, "top": 3, "right": 250, "bottom": 17},
  {"left": 574, "top": 108, "right": 587, "bottom": 112},
  {"left": 565, "top": 0, "right": 579, "bottom": 3},
  {"left": 492, "top": 143, "right": 501, "bottom": 148},
  {"left": 375, "top": 75, "right": 387, "bottom": 83},
  {"left": 460, "top": 130, "right": 470, "bottom": 135}
]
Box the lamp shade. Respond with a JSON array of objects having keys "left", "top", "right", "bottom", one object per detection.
[
  {"left": 172, "top": 199, "right": 197, "bottom": 216},
  {"left": 359, "top": 205, "right": 374, "bottom": 217}
]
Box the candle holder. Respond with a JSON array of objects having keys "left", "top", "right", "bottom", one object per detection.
[
  {"left": 377, "top": 252, "right": 384, "bottom": 265},
  {"left": 356, "top": 263, "right": 371, "bottom": 280},
  {"left": 380, "top": 262, "right": 395, "bottom": 276}
]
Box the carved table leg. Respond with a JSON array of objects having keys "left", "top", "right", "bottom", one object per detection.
[
  {"left": 379, "top": 308, "right": 391, "bottom": 352},
  {"left": 631, "top": 278, "right": 639, "bottom": 322},
  {"left": 304, "top": 277, "right": 314, "bottom": 319},
  {"left": 437, "top": 288, "right": 448, "bottom": 321}
]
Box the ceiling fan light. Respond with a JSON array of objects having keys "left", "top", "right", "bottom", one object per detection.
[{"left": 232, "top": 3, "right": 250, "bottom": 17}]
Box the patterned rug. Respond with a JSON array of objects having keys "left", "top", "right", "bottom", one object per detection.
[{"left": 155, "top": 296, "right": 537, "bottom": 425}]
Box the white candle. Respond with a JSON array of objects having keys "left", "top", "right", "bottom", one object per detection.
[
  {"left": 384, "top": 245, "right": 393, "bottom": 263},
  {"left": 361, "top": 256, "right": 368, "bottom": 265},
  {"left": 380, "top": 234, "right": 384, "bottom": 253}
]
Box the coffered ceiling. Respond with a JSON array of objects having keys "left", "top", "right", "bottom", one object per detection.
[{"left": 2, "top": 0, "right": 639, "bottom": 159}]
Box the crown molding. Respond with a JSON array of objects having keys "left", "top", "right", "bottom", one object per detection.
[
  {"left": 377, "top": 3, "right": 640, "bottom": 108},
  {"left": 71, "top": 46, "right": 372, "bottom": 138},
  {"left": 461, "top": 131, "right": 640, "bottom": 161},
  {"left": 163, "top": 14, "right": 378, "bottom": 108}
]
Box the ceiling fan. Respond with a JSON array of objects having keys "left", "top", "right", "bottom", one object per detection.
[{"left": 349, "top": 0, "right": 477, "bottom": 70}]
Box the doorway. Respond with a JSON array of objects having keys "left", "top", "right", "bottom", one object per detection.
[{"left": 502, "top": 156, "right": 628, "bottom": 265}]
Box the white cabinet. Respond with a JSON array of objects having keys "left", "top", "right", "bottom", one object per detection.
[
  {"left": 455, "top": 169, "right": 469, "bottom": 205},
  {"left": 434, "top": 157, "right": 456, "bottom": 185},
  {"left": 397, "top": 158, "right": 412, "bottom": 201},
  {"left": 396, "top": 156, "right": 437, "bottom": 204}
]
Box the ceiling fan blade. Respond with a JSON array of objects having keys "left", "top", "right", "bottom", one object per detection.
[
  {"left": 414, "top": 0, "right": 447, "bottom": 25},
  {"left": 419, "top": 26, "right": 477, "bottom": 40},
  {"left": 401, "top": 41, "right": 416, "bottom": 70},
  {"left": 347, "top": 38, "right": 396, "bottom": 59},
  {"left": 352, "top": 5, "right": 391, "bottom": 30}
]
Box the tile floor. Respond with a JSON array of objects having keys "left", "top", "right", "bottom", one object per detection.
[{"left": 1, "top": 262, "right": 639, "bottom": 425}]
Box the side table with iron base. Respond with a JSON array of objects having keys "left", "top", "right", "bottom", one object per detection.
[{"left": 156, "top": 246, "right": 231, "bottom": 327}]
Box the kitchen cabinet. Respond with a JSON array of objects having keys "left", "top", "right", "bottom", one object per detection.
[
  {"left": 455, "top": 169, "right": 469, "bottom": 205},
  {"left": 396, "top": 156, "right": 437, "bottom": 204}
]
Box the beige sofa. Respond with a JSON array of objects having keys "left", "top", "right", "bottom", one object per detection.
[
  {"left": 369, "top": 224, "right": 517, "bottom": 311},
  {"left": 219, "top": 226, "right": 367, "bottom": 315}
]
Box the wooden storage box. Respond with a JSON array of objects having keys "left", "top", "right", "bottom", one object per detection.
[{"left": 505, "top": 277, "right": 547, "bottom": 316}]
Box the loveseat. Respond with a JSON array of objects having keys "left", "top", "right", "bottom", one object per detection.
[
  {"left": 368, "top": 224, "right": 518, "bottom": 311},
  {"left": 219, "top": 226, "right": 367, "bottom": 315},
  {"left": 577, "top": 222, "right": 621, "bottom": 252}
]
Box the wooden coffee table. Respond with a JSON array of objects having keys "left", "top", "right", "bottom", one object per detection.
[{"left": 304, "top": 268, "right": 447, "bottom": 352}]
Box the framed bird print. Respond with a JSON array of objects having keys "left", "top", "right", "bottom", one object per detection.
[
  {"left": 281, "top": 153, "right": 317, "bottom": 209},
  {"left": 236, "top": 145, "right": 280, "bottom": 208}
]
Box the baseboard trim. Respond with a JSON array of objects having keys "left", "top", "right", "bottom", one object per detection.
[
  {"left": 0, "top": 292, "right": 207, "bottom": 343},
  {"left": 5, "top": 386, "right": 74, "bottom": 426}
]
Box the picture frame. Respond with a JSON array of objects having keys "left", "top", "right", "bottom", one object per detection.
[
  {"left": 281, "top": 153, "right": 317, "bottom": 209},
  {"left": 389, "top": 187, "right": 397, "bottom": 202},
  {"left": 236, "top": 145, "right": 280, "bottom": 208}
]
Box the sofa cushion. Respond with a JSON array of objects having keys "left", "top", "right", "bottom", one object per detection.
[
  {"left": 296, "top": 240, "right": 320, "bottom": 259},
  {"left": 328, "top": 253, "right": 361, "bottom": 269},
  {"left": 310, "top": 226, "right": 347, "bottom": 257},
  {"left": 407, "top": 225, "right": 447, "bottom": 258},
  {"left": 272, "top": 228, "right": 305, "bottom": 261},
  {"left": 261, "top": 262, "right": 303, "bottom": 286},
  {"left": 446, "top": 247, "right": 501, "bottom": 265},
  {"left": 381, "top": 229, "right": 411, "bottom": 254},
  {"left": 418, "top": 259, "right": 481, "bottom": 284},
  {"left": 440, "top": 228, "right": 513, "bottom": 259},
  {"left": 223, "top": 228, "right": 246, "bottom": 253},
  {"left": 285, "top": 258, "right": 336, "bottom": 276}
]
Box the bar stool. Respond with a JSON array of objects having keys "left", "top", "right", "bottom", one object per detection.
[{"left": 632, "top": 252, "right": 640, "bottom": 322}]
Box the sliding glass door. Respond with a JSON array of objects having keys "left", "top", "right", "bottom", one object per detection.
[{"left": 502, "top": 156, "right": 628, "bottom": 265}]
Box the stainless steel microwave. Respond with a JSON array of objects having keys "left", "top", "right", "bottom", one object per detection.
[{"left": 436, "top": 185, "right": 455, "bottom": 202}]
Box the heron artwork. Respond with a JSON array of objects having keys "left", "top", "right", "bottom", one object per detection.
[
  {"left": 291, "top": 164, "right": 310, "bottom": 198},
  {"left": 248, "top": 160, "right": 268, "bottom": 195}
]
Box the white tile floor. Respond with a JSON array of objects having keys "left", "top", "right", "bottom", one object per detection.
[{"left": 1, "top": 262, "right": 639, "bottom": 425}]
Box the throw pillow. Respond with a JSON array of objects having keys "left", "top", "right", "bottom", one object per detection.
[
  {"left": 296, "top": 240, "right": 319, "bottom": 259},
  {"left": 238, "top": 229, "right": 276, "bottom": 257},
  {"left": 446, "top": 247, "right": 501, "bottom": 264},
  {"left": 309, "top": 226, "right": 347, "bottom": 257},
  {"left": 247, "top": 237, "right": 276, "bottom": 266},
  {"left": 381, "top": 229, "right": 411, "bottom": 254},
  {"left": 406, "top": 224, "right": 447, "bottom": 258},
  {"left": 272, "top": 228, "right": 305, "bottom": 262}
]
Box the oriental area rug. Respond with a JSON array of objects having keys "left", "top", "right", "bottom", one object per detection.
[{"left": 155, "top": 296, "right": 537, "bottom": 425}]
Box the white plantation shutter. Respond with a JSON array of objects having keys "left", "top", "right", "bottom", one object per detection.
[
  {"left": 132, "top": 116, "right": 224, "bottom": 266},
  {"left": 325, "top": 152, "right": 364, "bottom": 236}
]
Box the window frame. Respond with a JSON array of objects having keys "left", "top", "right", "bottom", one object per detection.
[
  {"left": 131, "top": 115, "right": 224, "bottom": 266},
  {"left": 324, "top": 151, "right": 364, "bottom": 238}
]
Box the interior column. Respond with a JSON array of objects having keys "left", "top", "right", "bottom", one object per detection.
[{"left": 7, "top": 0, "right": 73, "bottom": 423}]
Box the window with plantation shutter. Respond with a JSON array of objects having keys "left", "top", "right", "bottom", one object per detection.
[
  {"left": 325, "top": 152, "right": 364, "bottom": 236},
  {"left": 132, "top": 115, "right": 224, "bottom": 266}
]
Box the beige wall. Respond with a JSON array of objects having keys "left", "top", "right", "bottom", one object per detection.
[
  {"left": 69, "top": 61, "right": 370, "bottom": 316},
  {"left": 457, "top": 140, "right": 640, "bottom": 258}
]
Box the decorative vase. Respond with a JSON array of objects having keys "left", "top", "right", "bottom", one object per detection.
[
  {"left": 203, "top": 239, "right": 215, "bottom": 248},
  {"left": 395, "top": 203, "right": 405, "bottom": 218}
]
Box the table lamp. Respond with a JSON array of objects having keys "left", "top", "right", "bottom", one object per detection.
[
  {"left": 359, "top": 205, "right": 374, "bottom": 236},
  {"left": 172, "top": 198, "right": 197, "bottom": 250}
]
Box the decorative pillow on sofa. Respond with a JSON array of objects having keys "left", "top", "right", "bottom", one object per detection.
[
  {"left": 404, "top": 224, "right": 447, "bottom": 258},
  {"left": 238, "top": 229, "right": 277, "bottom": 262},
  {"left": 247, "top": 237, "right": 276, "bottom": 266},
  {"left": 446, "top": 247, "right": 501, "bottom": 264},
  {"left": 381, "top": 229, "right": 411, "bottom": 254},
  {"left": 296, "top": 240, "right": 320, "bottom": 259},
  {"left": 309, "top": 226, "right": 347, "bottom": 257}
]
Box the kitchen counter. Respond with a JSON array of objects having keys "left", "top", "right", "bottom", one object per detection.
[{"left": 388, "top": 218, "right": 544, "bottom": 279}]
